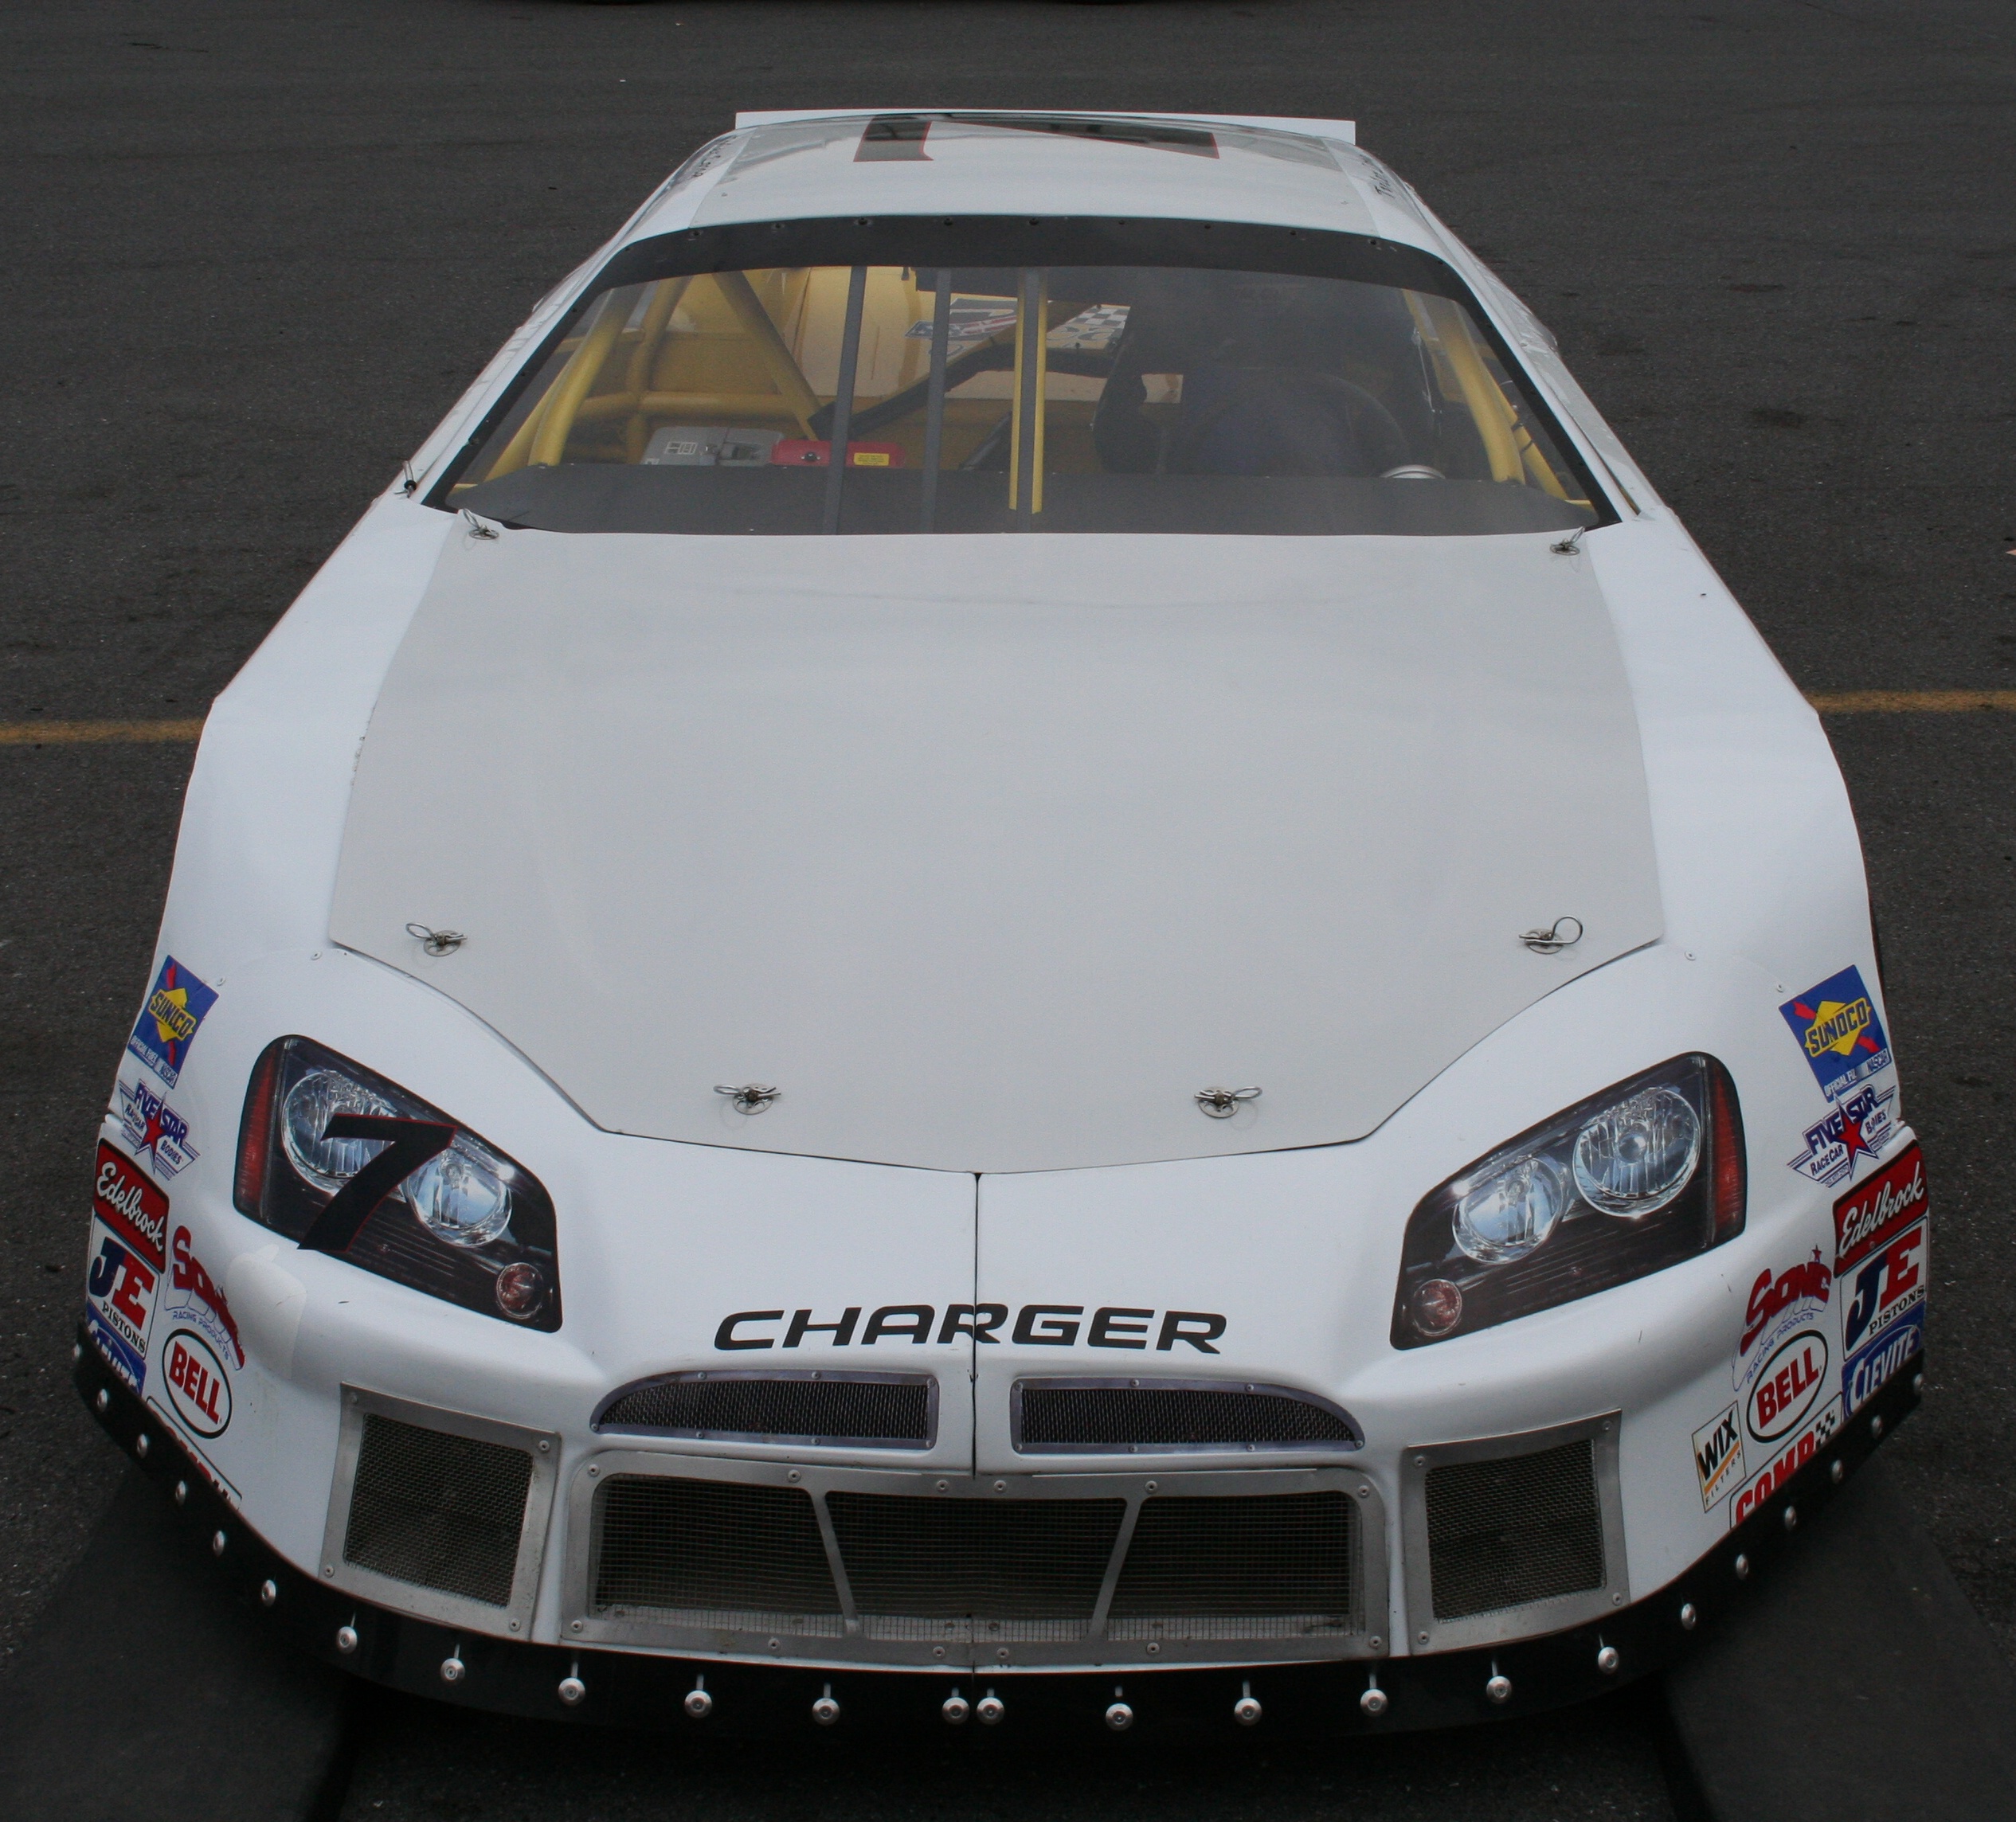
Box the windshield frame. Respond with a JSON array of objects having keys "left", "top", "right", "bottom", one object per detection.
[{"left": 428, "top": 215, "right": 1619, "bottom": 530}]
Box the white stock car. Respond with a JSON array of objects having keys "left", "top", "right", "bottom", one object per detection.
[{"left": 78, "top": 109, "right": 1930, "bottom": 1734}]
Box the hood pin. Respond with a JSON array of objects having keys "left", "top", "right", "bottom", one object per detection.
[
  {"left": 1195, "top": 1085, "right": 1261, "bottom": 1119},
  {"left": 716, "top": 1083, "right": 781, "bottom": 1114},
  {"left": 1518, "top": 917, "right": 1583, "bottom": 955},
  {"left": 405, "top": 923, "right": 467, "bottom": 956}
]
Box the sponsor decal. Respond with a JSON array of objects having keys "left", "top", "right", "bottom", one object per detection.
[
  {"left": 1731, "top": 1395, "right": 1842, "bottom": 1527},
  {"left": 84, "top": 1215, "right": 160, "bottom": 1393},
  {"left": 92, "top": 1141, "right": 167, "bottom": 1272},
  {"left": 1834, "top": 1144, "right": 1929, "bottom": 1273},
  {"left": 127, "top": 956, "right": 217, "bottom": 1088},
  {"left": 1845, "top": 1307, "right": 1923, "bottom": 1416},
  {"left": 115, "top": 1077, "right": 199, "bottom": 1182},
  {"left": 1692, "top": 1402, "right": 1747, "bottom": 1511},
  {"left": 160, "top": 1328, "right": 232, "bottom": 1437},
  {"left": 1779, "top": 967, "right": 1891, "bottom": 1102},
  {"left": 1787, "top": 1081, "right": 1896, "bottom": 1188},
  {"left": 1745, "top": 1327, "right": 1830, "bottom": 1444},
  {"left": 1842, "top": 1222, "right": 1926, "bottom": 1356},
  {"left": 713, "top": 1304, "right": 1228, "bottom": 1354},
  {"left": 1740, "top": 1249, "right": 1831, "bottom": 1357},
  {"left": 163, "top": 1226, "right": 243, "bottom": 1368}
]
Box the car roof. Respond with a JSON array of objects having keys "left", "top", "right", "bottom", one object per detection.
[{"left": 625, "top": 109, "right": 1447, "bottom": 253}]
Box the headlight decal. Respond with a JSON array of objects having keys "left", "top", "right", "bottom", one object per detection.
[
  {"left": 1391, "top": 1054, "right": 1745, "bottom": 1348},
  {"left": 235, "top": 1036, "right": 561, "bottom": 1330}
]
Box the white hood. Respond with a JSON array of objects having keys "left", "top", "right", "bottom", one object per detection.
[{"left": 329, "top": 530, "right": 1660, "bottom": 1172}]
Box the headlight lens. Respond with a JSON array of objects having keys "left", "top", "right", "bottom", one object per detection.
[
  {"left": 1392, "top": 1054, "right": 1744, "bottom": 1348},
  {"left": 236, "top": 1036, "right": 560, "bottom": 1328}
]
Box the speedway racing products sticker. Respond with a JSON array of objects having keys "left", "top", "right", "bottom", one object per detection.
[
  {"left": 84, "top": 1144, "right": 168, "bottom": 1392},
  {"left": 115, "top": 1075, "right": 199, "bottom": 1181},
  {"left": 1834, "top": 1143, "right": 1928, "bottom": 1271},
  {"left": 162, "top": 1226, "right": 244, "bottom": 1369},
  {"left": 127, "top": 956, "right": 217, "bottom": 1089},
  {"left": 1787, "top": 1081, "right": 1895, "bottom": 1187},
  {"left": 1779, "top": 966, "right": 1891, "bottom": 1103}
]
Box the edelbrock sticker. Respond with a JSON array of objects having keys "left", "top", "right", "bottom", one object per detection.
[
  {"left": 1787, "top": 1081, "right": 1895, "bottom": 1188},
  {"left": 1779, "top": 967, "right": 1891, "bottom": 1103},
  {"left": 127, "top": 956, "right": 217, "bottom": 1088},
  {"left": 1834, "top": 1143, "right": 1928, "bottom": 1272}
]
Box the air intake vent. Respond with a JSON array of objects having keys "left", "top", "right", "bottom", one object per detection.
[
  {"left": 342, "top": 1412, "right": 534, "bottom": 1608},
  {"left": 1108, "top": 1491, "right": 1359, "bottom": 1635},
  {"left": 1014, "top": 1379, "right": 1360, "bottom": 1453},
  {"left": 826, "top": 1492, "right": 1125, "bottom": 1636},
  {"left": 592, "top": 1476, "right": 841, "bottom": 1629},
  {"left": 1424, "top": 1437, "right": 1605, "bottom": 1621},
  {"left": 594, "top": 1370, "right": 935, "bottom": 1449}
]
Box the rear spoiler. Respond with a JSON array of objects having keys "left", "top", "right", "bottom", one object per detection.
[{"left": 732, "top": 108, "right": 1355, "bottom": 144}]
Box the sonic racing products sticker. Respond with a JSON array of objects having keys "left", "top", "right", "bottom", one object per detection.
[
  {"left": 1740, "top": 1249, "right": 1831, "bottom": 1360},
  {"left": 1787, "top": 1081, "right": 1896, "bottom": 1188},
  {"left": 115, "top": 1076, "right": 199, "bottom": 1182},
  {"left": 127, "top": 956, "right": 217, "bottom": 1089},
  {"left": 1746, "top": 1327, "right": 1830, "bottom": 1445},
  {"left": 1692, "top": 1402, "right": 1747, "bottom": 1511},
  {"left": 1731, "top": 1394, "right": 1842, "bottom": 1527},
  {"left": 163, "top": 1226, "right": 243, "bottom": 1369},
  {"left": 1846, "top": 1306, "right": 1923, "bottom": 1416},
  {"left": 1779, "top": 967, "right": 1891, "bottom": 1102},
  {"left": 1842, "top": 1222, "right": 1925, "bottom": 1357},
  {"left": 159, "top": 1329, "right": 232, "bottom": 1437},
  {"left": 1834, "top": 1142, "right": 1928, "bottom": 1272},
  {"left": 83, "top": 1144, "right": 170, "bottom": 1392}
]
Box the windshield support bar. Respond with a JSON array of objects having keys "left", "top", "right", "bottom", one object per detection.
[
  {"left": 821, "top": 264, "right": 868, "bottom": 535},
  {"left": 919, "top": 271, "right": 953, "bottom": 532},
  {"left": 1010, "top": 269, "right": 1047, "bottom": 527}
]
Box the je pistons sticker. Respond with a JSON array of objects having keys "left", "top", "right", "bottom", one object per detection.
[
  {"left": 1779, "top": 966, "right": 1890, "bottom": 1103},
  {"left": 127, "top": 956, "right": 217, "bottom": 1089}
]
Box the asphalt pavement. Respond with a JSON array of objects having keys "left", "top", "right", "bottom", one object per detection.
[{"left": 2, "top": 0, "right": 2013, "bottom": 1814}]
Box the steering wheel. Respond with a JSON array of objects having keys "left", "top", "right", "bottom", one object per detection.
[{"left": 1168, "top": 372, "right": 1412, "bottom": 477}]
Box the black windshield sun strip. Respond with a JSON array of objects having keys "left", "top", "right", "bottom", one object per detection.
[
  {"left": 821, "top": 264, "right": 868, "bottom": 535},
  {"left": 919, "top": 270, "right": 952, "bottom": 531}
]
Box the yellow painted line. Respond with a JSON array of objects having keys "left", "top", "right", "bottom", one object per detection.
[
  {"left": 1807, "top": 690, "right": 2016, "bottom": 714},
  {"left": 0, "top": 718, "right": 206, "bottom": 745}
]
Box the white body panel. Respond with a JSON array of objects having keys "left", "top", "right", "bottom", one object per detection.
[{"left": 97, "top": 109, "right": 1906, "bottom": 1680}]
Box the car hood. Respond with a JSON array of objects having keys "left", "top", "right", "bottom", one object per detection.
[{"left": 329, "top": 528, "right": 1661, "bottom": 1172}]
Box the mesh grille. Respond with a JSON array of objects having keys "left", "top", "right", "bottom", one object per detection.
[
  {"left": 597, "top": 1374, "right": 932, "bottom": 1446},
  {"left": 1108, "top": 1492, "right": 1358, "bottom": 1621},
  {"left": 1425, "top": 1438, "right": 1605, "bottom": 1621},
  {"left": 1017, "top": 1384, "right": 1356, "bottom": 1451},
  {"left": 593, "top": 1476, "right": 841, "bottom": 1618},
  {"left": 343, "top": 1413, "right": 532, "bottom": 1607},
  {"left": 826, "top": 1492, "right": 1125, "bottom": 1621}
]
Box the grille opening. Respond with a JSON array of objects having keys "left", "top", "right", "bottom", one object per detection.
[
  {"left": 593, "top": 1476, "right": 841, "bottom": 1619},
  {"left": 826, "top": 1492, "right": 1125, "bottom": 1621},
  {"left": 1016, "top": 1382, "right": 1359, "bottom": 1452},
  {"left": 595, "top": 1373, "right": 932, "bottom": 1448},
  {"left": 1109, "top": 1491, "right": 1358, "bottom": 1621},
  {"left": 1424, "top": 1437, "right": 1605, "bottom": 1621},
  {"left": 343, "top": 1413, "right": 532, "bottom": 1608}
]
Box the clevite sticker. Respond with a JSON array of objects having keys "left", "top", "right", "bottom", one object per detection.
[
  {"left": 160, "top": 1328, "right": 232, "bottom": 1437},
  {"left": 1845, "top": 1307, "right": 1922, "bottom": 1416},
  {"left": 1787, "top": 1081, "right": 1896, "bottom": 1187},
  {"left": 1779, "top": 966, "right": 1891, "bottom": 1103},
  {"left": 1692, "top": 1403, "right": 1747, "bottom": 1511},
  {"left": 163, "top": 1226, "right": 244, "bottom": 1368},
  {"left": 115, "top": 1076, "right": 200, "bottom": 1182},
  {"left": 1834, "top": 1143, "right": 1928, "bottom": 1272},
  {"left": 1731, "top": 1394, "right": 1841, "bottom": 1527},
  {"left": 1842, "top": 1222, "right": 1925, "bottom": 1357},
  {"left": 127, "top": 956, "right": 217, "bottom": 1088},
  {"left": 83, "top": 1144, "right": 170, "bottom": 1393}
]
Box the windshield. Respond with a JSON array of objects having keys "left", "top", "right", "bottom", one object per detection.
[{"left": 442, "top": 218, "right": 1609, "bottom": 536}]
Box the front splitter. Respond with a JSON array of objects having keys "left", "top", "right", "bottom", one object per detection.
[{"left": 72, "top": 1331, "right": 1920, "bottom": 1737}]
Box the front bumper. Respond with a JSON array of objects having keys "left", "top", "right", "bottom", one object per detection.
[{"left": 74, "top": 1331, "right": 1922, "bottom": 1734}]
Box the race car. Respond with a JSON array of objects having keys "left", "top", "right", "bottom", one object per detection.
[{"left": 76, "top": 108, "right": 1929, "bottom": 1736}]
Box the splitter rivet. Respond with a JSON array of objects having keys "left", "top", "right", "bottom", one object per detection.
[
  {"left": 336, "top": 1625, "right": 358, "bottom": 1654},
  {"left": 1830, "top": 1460, "right": 1845, "bottom": 1484},
  {"left": 1360, "top": 1682, "right": 1388, "bottom": 1717},
  {"left": 1105, "top": 1699, "right": 1134, "bottom": 1732},
  {"left": 1680, "top": 1601, "right": 1698, "bottom": 1630},
  {"left": 174, "top": 1481, "right": 187, "bottom": 1507},
  {"left": 95, "top": 1388, "right": 110, "bottom": 1413},
  {"left": 558, "top": 1675, "right": 586, "bottom": 1707},
  {"left": 1234, "top": 1683, "right": 1262, "bottom": 1726},
  {"left": 1486, "top": 1671, "right": 1512, "bottom": 1704},
  {"left": 211, "top": 1531, "right": 227, "bottom": 1557},
  {"left": 685, "top": 1684, "right": 714, "bottom": 1720},
  {"left": 812, "top": 1687, "right": 840, "bottom": 1726},
  {"left": 135, "top": 1433, "right": 150, "bottom": 1459},
  {"left": 977, "top": 1691, "right": 1005, "bottom": 1725},
  {"left": 260, "top": 1579, "right": 277, "bottom": 1607},
  {"left": 942, "top": 1691, "right": 970, "bottom": 1724},
  {"left": 1734, "top": 1554, "right": 1751, "bottom": 1580},
  {"left": 1596, "top": 1644, "right": 1619, "bottom": 1675},
  {"left": 1871, "top": 1416, "right": 1884, "bottom": 1438},
  {"left": 440, "top": 1654, "right": 465, "bottom": 1684},
  {"left": 1783, "top": 1505, "right": 1798, "bottom": 1531}
]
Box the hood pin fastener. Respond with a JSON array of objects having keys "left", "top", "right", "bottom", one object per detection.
[
  {"left": 716, "top": 1083, "right": 781, "bottom": 1113},
  {"left": 1195, "top": 1085, "right": 1261, "bottom": 1119},
  {"left": 1519, "top": 917, "right": 1583, "bottom": 954},
  {"left": 406, "top": 923, "right": 466, "bottom": 956}
]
